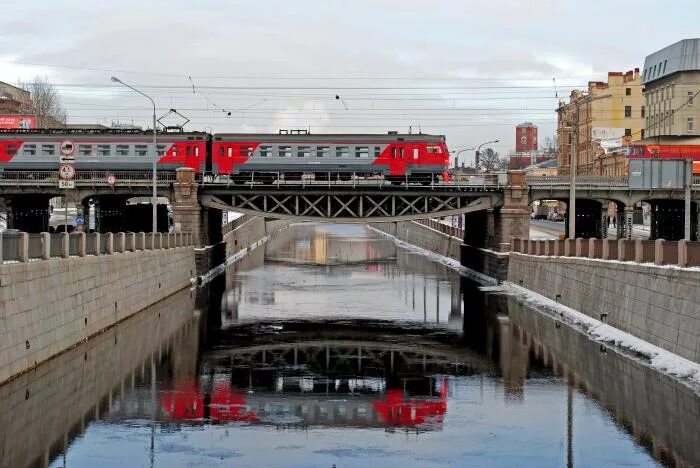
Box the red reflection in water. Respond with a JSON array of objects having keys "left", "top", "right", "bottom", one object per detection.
[
  {"left": 372, "top": 378, "right": 447, "bottom": 427},
  {"left": 160, "top": 381, "right": 257, "bottom": 422}
]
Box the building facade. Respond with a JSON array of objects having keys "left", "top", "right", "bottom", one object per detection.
[
  {"left": 515, "top": 122, "right": 537, "bottom": 153},
  {"left": 557, "top": 69, "right": 644, "bottom": 176},
  {"left": 642, "top": 38, "right": 700, "bottom": 138}
]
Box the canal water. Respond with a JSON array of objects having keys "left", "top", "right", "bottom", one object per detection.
[{"left": 1, "top": 224, "right": 697, "bottom": 467}]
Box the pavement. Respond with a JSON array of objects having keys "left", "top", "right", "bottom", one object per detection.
[{"left": 529, "top": 219, "right": 651, "bottom": 240}]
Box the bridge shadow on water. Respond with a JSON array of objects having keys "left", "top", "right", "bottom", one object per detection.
[{"left": 0, "top": 223, "right": 697, "bottom": 467}]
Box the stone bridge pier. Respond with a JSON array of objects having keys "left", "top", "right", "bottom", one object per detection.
[
  {"left": 464, "top": 171, "right": 530, "bottom": 252},
  {"left": 172, "top": 167, "right": 222, "bottom": 248}
]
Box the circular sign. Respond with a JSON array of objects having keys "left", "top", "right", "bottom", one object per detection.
[
  {"left": 59, "top": 164, "right": 75, "bottom": 180},
  {"left": 75, "top": 215, "right": 84, "bottom": 226},
  {"left": 59, "top": 140, "right": 75, "bottom": 156},
  {"left": 106, "top": 174, "right": 116, "bottom": 185}
]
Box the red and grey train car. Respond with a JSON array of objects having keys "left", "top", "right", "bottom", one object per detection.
[
  {"left": 0, "top": 129, "right": 450, "bottom": 183},
  {"left": 629, "top": 142, "right": 700, "bottom": 174}
]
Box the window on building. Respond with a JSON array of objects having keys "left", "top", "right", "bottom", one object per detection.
[
  {"left": 259, "top": 145, "right": 272, "bottom": 157},
  {"left": 97, "top": 145, "right": 110, "bottom": 156},
  {"left": 625, "top": 88, "right": 631, "bottom": 96},
  {"left": 116, "top": 145, "right": 129, "bottom": 156},
  {"left": 23, "top": 144, "right": 36, "bottom": 156},
  {"left": 355, "top": 146, "right": 369, "bottom": 158},
  {"left": 316, "top": 146, "right": 330, "bottom": 158},
  {"left": 652, "top": 65, "right": 657, "bottom": 77},
  {"left": 624, "top": 106, "right": 632, "bottom": 118},
  {"left": 78, "top": 145, "right": 92, "bottom": 156},
  {"left": 278, "top": 146, "right": 292, "bottom": 157},
  {"left": 663, "top": 60, "right": 667, "bottom": 74},
  {"left": 297, "top": 146, "right": 311, "bottom": 158},
  {"left": 689, "top": 118, "right": 694, "bottom": 133},
  {"left": 624, "top": 129, "right": 632, "bottom": 137},
  {"left": 336, "top": 146, "right": 349, "bottom": 158},
  {"left": 135, "top": 145, "right": 148, "bottom": 156},
  {"left": 641, "top": 129, "right": 645, "bottom": 139},
  {"left": 641, "top": 106, "right": 645, "bottom": 117},
  {"left": 689, "top": 91, "right": 694, "bottom": 106},
  {"left": 642, "top": 69, "right": 647, "bottom": 81},
  {"left": 41, "top": 144, "right": 55, "bottom": 156}
]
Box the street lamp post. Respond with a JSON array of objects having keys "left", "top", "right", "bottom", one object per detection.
[
  {"left": 475, "top": 140, "right": 500, "bottom": 172},
  {"left": 110, "top": 76, "right": 158, "bottom": 234},
  {"left": 453, "top": 147, "right": 475, "bottom": 169}
]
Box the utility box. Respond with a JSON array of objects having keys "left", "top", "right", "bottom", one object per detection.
[{"left": 628, "top": 159, "right": 686, "bottom": 189}]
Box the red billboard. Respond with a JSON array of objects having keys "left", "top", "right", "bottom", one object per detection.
[{"left": 0, "top": 115, "right": 35, "bottom": 129}]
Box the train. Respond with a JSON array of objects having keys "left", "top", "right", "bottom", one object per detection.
[
  {"left": 0, "top": 128, "right": 451, "bottom": 184},
  {"left": 629, "top": 142, "right": 700, "bottom": 174}
]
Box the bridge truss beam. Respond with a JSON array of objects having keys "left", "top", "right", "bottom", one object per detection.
[{"left": 200, "top": 190, "right": 499, "bottom": 222}]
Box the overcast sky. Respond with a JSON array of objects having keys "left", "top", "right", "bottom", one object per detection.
[{"left": 1, "top": 0, "right": 698, "bottom": 164}]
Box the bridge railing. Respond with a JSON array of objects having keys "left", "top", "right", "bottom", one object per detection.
[
  {"left": 0, "top": 170, "right": 176, "bottom": 186},
  {"left": 511, "top": 237, "right": 700, "bottom": 268},
  {"left": 525, "top": 176, "right": 629, "bottom": 187},
  {"left": 221, "top": 214, "right": 252, "bottom": 236},
  {"left": 415, "top": 218, "right": 464, "bottom": 239},
  {"left": 0, "top": 231, "right": 193, "bottom": 263}
]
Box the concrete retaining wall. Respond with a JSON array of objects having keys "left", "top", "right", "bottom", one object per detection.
[
  {"left": 507, "top": 253, "right": 700, "bottom": 363},
  {"left": 0, "top": 288, "right": 197, "bottom": 468},
  {"left": 369, "top": 221, "right": 462, "bottom": 261},
  {"left": 0, "top": 246, "right": 195, "bottom": 384},
  {"left": 460, "top": 244, "right": 510, "bottom": 281}
]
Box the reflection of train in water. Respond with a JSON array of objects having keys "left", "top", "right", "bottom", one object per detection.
[{"left": 0, "top": 129, "right": 450, "bottom": 184}]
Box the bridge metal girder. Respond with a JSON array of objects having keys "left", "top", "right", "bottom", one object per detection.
[{"left": 200, "top": 191, "right": 498, "bottom": 222}]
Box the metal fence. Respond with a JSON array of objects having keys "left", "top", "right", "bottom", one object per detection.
[
  {"left": 0, "top": 170, "right": 176, "bottom": 186},
  {"left": 0, "top": 231, "right": 192, "bottom": 263},
  {"left": 414, "top": 218, "right": 464, "bottom": 239}
]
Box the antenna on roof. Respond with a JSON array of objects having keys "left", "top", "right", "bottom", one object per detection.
[{"left": 553, "top": 77, "right": 558, "bottom": 99}]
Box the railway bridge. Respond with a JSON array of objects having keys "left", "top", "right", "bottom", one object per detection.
[{"left": 1, "top": 168, "right": 698, "bottom": 249}]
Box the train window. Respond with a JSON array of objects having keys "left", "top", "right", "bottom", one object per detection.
[
  {"left": 97, "top": 145, "right": 110, "bottom": 156},
  {"left": 297, "top": 146, "right": 311, "bottom": 158},
  {"left": 219, "top": 146, "right": 225, "bottom": 157},
  {"left": 157, "top": 145, "right": 166, "bottom": 157},
  {"left": 398, "top": 148, "right": 404, "bottom": 159},
  {"left": 241, "top": 146, "right": 253, "bottom": 157},
  {"left": 116, "top": 145, "right": 129, "bottom": 156},
  {"left": 41, "top": 144, "right": 55, "bottom": 156},
  {"left": 317, "top": 146, "right": 330, "bottom": 158},
  {"left": 260, "top": 146, "right": 272, "bottom": 157},
  {"left": 135, "top": 145, "right": 148, "bottom": 156},
  {"left": 78, "top": 145, "right": 92, "bottom": 156},
  {"left": 279, "top": 146, "right": 292, "bottom": 157},
  {"left": 336, "top": 146, "right": 349, "bottom": 158},
  {"left": 374, "top": 146, "right": 380, "bottom": 157},
  {"left": 186, "top": 146, "right": 192, "bottom": 157},
  {"left": 227, "top": 147, "right": 232, "bottom": 158},
  {"left": 23, "top": 144, "right": 36, "bottom": 156},
  {"left": 173, "top": 147, "right": 178, "bottom": 157},
  {"left": 355, "top": 147, "right": 369, "bottom": 158},
  {"left": 427, "top": 145, "right": 441, "bottom": 154},
  {"left": 195, "top": 147, "right": 200, "bottom": 158},
  {"left": 391, "top": 147, "right": 396, "bottom": 158},
  {"left": 413, "top": 148, "right": 419, "bottom": 159}
]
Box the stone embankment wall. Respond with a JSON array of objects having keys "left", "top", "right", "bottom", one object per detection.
[
  {"left": 369, "top": 221, "right": 462, "bottom": 261},
  {"left": 508, "top": 253, "right": 700, "bottom": 363},
  {"left": 0, "top": 246, "right": 195, "bottom": 384},
  {"left": 0, "top": 288, "right": 197, "bottom": 468}
]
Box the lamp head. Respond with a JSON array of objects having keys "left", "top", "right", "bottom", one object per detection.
[{"left": 110, "top": 76, "right": 121, "bottom": 83}]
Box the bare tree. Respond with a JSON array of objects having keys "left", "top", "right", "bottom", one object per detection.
[
  {"left": 17, "top": 76, "right": 67, "bottom": 128},
  {"left": 478, "top": 147, "right": 506, "bottom": 173}
]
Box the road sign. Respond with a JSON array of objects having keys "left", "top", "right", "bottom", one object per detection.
[
  {"left": 59, "top": 164, "right": 75, "bottom": 180},
  {"left": 60, "top": 140, "right": 75, "bottom": 157},
  {"left": 75, "top": 215, "right": 84, "bottom": 226},
  {"left": 106, "top": 174, "right": 116, "bottom": 185},
  {"left": 58, "top": 180, "right": 75, "bottom": 189}
]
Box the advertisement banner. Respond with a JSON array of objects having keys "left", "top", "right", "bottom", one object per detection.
[{"left": 0, "top": 114, "right": 36, "bottom": 129}]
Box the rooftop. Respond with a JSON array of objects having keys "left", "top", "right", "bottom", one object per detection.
[{"left": 642, "top": 38, "right": 700, "bottom": 84}]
